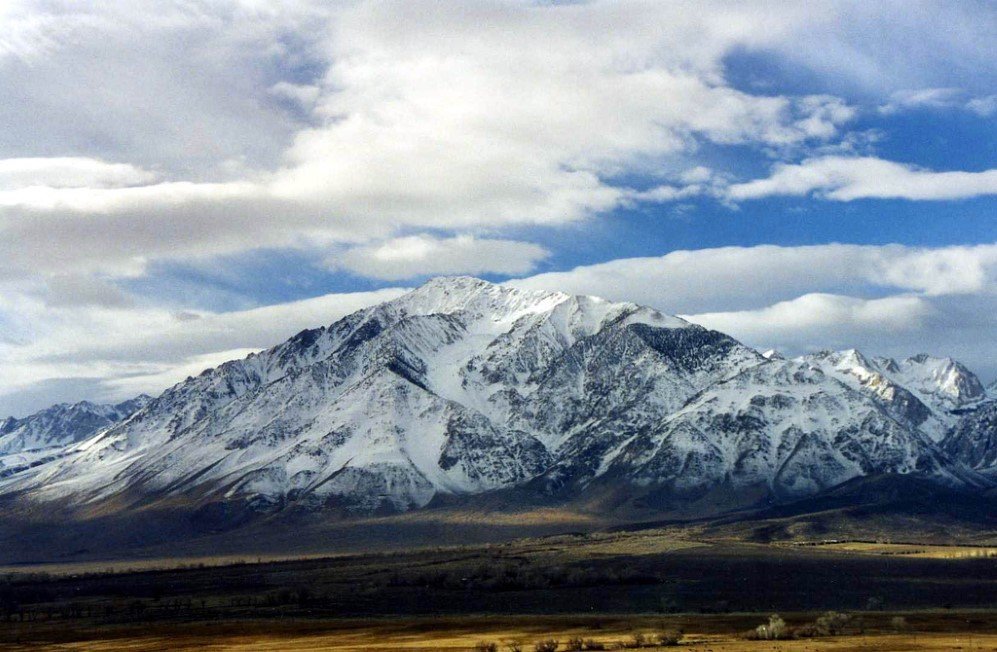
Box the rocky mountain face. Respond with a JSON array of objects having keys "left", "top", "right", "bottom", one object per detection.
[
  {"left": 0, "top": 396, "right": 151, "bottom": 478},
  {"left": 0, "top": 277, "right": 992, "bottom": 520},
  {"left": 804, "top": 349, "right": 987, "bottom": 439},
  {"left": 943, "top": 401, "right": 997, "bottom": 478}
]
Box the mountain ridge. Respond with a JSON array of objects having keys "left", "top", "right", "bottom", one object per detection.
[
  {"left": 0, "top": 277, "right": 992, "bottom": 530},
  {"left": 0, "top": 395, "right": 152, "bottom": 479}
]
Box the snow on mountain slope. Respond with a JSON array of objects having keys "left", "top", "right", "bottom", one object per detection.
[
  {"left": 0, "top": 278, "right": 717, "bottom": 512},
  {"left": 532, "top": 323, "right": 764, "bottom": 488},
  {"left": 942, "top": 400, "right": 997, "bottom": 478},
  {"left": 599, "top": 359, "right": 964, "bottom": 497},
  {"left": 0, "top": 396, "right": 151, "bottom": 476},
  {"left": 884, "top": 354, "right": 987, "bottom": 409},
  {"left": 0, "top": 277, "right": 990, "bottom": 518},
  {"left": 800, "top": 350, "right": 988, "bottom": 442}
]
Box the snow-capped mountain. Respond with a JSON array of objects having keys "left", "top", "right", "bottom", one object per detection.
[
  {"left": 597, "top": 359, "right": 965, "bottom": 498},
  {"left": 942, "top": 401, "right": 997, "bottom": 479},
  {"left": 0, "top": 277, "right": 992, "bottom": 520},
  {"left": 801, "top": 349, "right": 988, "bottom": 442},
  {"left": 0, "top": 396, "right": 151, "bottom": 477}
]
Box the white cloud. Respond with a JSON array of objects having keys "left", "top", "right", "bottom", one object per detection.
[
  {"left": 0, "top": 2, "right": 994, "bottom": 412},
  {"left": 0, "top": 1, "right": 862, "bottom": 280},
  {"left": 967, "top": 94, "right": 997, "bottom": 117},
  {"left": 0, "top": 286, "right": 406, "bottom": 415},
  {"left": 515, "top": 243, "right": 997, "bottom": 311},
  {"left": 331, "top": 235, "right": 550, "bottom": 281},
  {"left": 515, "top": 243, "right": 997, "bottom": 381},
  {"left": 43, "top": 275, "right": 134, "bottom": 308},
  {"left": 1, "top": 2, "right": 991, "bottom": 285},
  {"left": 878, "top": 87, "right": 963, "bottom": 114},
  {"left": 766, "top": 2, "right": 997, "bottom": 95},
  {"left": 683, "top": 293, "right": 996, "bottom": 381},
  {"left": 878, "top": 88, "right": 997, "bottom": 117},
  {"left": 686, "top": 293, "right": 932, "bottom": 340},
  {"left": 0, "top": 1, "right": 320, "bottom": 175},
  {"left": 0, "top": 157, "right": 156, "bottom": 190},
  {"left": 726, "top": 156, "right": 997, "bottom": 201},
  {"left": 0, "top": 180, "right": 258, "bottom": 213}
]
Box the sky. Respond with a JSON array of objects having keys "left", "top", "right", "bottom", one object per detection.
[{"left": 0, "top": 0, "right": 995, "bottom": 416}]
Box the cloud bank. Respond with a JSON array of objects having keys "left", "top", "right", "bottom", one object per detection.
[
  {"left": 2, "top": 0, "right": 975, "bottom": 281},
  {"left": 0, "top": 1, "right": 994, "bottom": 413}
]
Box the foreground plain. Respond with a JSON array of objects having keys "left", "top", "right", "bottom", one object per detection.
[
  {"left": 3, "top": 613, "right": 997, "bottom": 651},
  {"left": 1, "top": 528, "right": 995, "bottom": 650}
]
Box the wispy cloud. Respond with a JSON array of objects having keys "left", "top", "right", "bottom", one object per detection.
[
  {"left": 879, "top": 87, "right": 964, "bottom": 114},
  {"left": 726, "top": 156, "right": 997, "bottom": 201},
  {"left": 879, "top": 87, "right": 997, "bottom": 116},
  {"left": 329, "top": 235, "right": 550, "bottom": 281},
  {"left": 967, "top": 95, "right": 997, "bottom": 117}
]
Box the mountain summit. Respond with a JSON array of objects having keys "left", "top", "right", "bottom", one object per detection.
[{"left": 0, "top": 277, "right": 992, "bottom": 522}]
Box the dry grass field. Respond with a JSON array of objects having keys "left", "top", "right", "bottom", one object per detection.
[
  {"left": 1, "top": 530, "right": 994, "bottom": 650},
  {"left": 798, "top": 542, "right": 997, "bottom": 559},
  {"left": 3, "top": 612, "right": 996, "bottom": 651}
]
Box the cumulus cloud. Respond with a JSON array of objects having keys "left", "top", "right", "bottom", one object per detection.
[
  {"left": 726, "top": 156, "right": 997, "bottom": 201},
  {"left": 330, "top": 235, "right": 550, "bottom": 281},
  {"left": 1, "top": 2, "right": 992, "bottom": 284},
  {"left": 0, "top": 1, "right": 863, "bottom": 281}
]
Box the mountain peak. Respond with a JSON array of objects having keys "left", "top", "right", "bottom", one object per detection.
[
  {"left": 895, "top": 353, "right": 985, "bottom": 405},
  {"left": 0, "top": 396, "right": 152, "bottom": 457},
  {"left": 803, "top": 348, "right": 873, "bottom": 371},
  {"left": 418, "top": 275, "right": 497, "bottom": 291},
  {"left": 2, "top": 279, "right": 992, "bottom": 524},
  {"left": 395, "top": 275, "right": 570, "bottom": 321}
]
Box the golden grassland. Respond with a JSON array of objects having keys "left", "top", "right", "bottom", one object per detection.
[
  {"left": 0, "top": 530, "right": 992, "bottom": 579},
  {"left": 0, "top": 530, "right": 706, "bottom": 578},
  {"left": 1, "top": 531, "right": 994, "bottom": 651},
  {"left": 795, "top": 542, "right": 997, "bottom": 559},
  {"left": 3, "top": 612, "right": 997, "bottom": 651}
]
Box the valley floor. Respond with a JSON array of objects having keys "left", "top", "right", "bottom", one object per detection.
[
  {"left": 3, "top": 613, "right": 997, "bottom": 651},
  {"left": 1, "top": 531, "right": 994, "bottom": 650}
]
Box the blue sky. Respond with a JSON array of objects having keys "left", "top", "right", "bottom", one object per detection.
[{"left": 0, "top": 1, "right": 994, "bottom": 415}]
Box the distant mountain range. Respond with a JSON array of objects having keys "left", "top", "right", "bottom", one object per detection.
[
  {"left": 0, "top": 277, "right": 993, "bottom": 533},
  {"left": 0, "top": 395, "right": 151, "bottom": 478}
]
